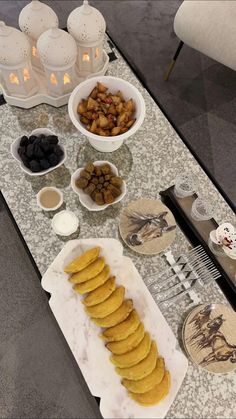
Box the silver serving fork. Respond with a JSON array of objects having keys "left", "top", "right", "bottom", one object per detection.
[
  {"left": 148, "top": 246, "right": 221, "bottom": 305},
  {"left": 147, "top": 245, "right": 205, "bottom": 287}
]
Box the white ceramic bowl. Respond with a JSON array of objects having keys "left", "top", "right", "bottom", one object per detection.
[
  {"left": 68, "top": 76, "right": 146, "bottom": 152},
  {"left": 51, "top": 210, "right": 79, "bottom": 236},
  {"left": 71, "top": 160, "right": 127, "bottom": 211},
  {"left": 36, "top": 187, "right": 63, "bottom": 211},
  {"left": 11, "top": 128, "right": 66, "bottom": 176}
]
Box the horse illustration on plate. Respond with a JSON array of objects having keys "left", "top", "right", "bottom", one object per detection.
[
  {"left": 125, "top": 210, "right": 176, "bottom": 246},
  {"left": 186, "top": 305, "right": 236, "bottom": 369}
]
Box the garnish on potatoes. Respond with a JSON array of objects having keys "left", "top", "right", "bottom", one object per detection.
[{"left": 77, "top": 82, "right": 136, "bottom": 137}]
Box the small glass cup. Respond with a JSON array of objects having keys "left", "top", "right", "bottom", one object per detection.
[
  {"left": 191, "top": 197, "right": 214, "bottom": 221},
  {"left": 174, "top": 174, "right": 198, "bottom": 198},
  {"left": 208, "top": 237, "right": 226, "bottom": 257}
]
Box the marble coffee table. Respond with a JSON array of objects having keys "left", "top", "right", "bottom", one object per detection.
[{"left": 0, "top": 39, "right": 235, "bottom": 418}]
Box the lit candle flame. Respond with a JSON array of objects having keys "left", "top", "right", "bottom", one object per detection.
[
  {"left": 9, "top": 73, "right": 19, "bottom": 85},
  {"left": 95, "top": 48, "right": 99, "bottom": 58},
  {"left": 83, "top": 53, "right": 90, "bottom": 62},
  {"left": 50, "top": 73, "right": 58, "bottom": 85},
  {"left": 63, "top": 73, "right": 70, "bottom": 85},
  {"left": 32, "top": 46, "right": 38, "bottom": 57},
  {"left": 23, "top": 68, "right": 30, "bottom": 81}
]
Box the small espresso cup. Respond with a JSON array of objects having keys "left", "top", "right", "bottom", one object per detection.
[{"left": 37, "top": 187, "right": 63, "bottom": 212}]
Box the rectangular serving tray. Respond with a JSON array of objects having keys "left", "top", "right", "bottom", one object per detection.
[{"left": 160, "top": 186, "right": 236, "bottom": 310}]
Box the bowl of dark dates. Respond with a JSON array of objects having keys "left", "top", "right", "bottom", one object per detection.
[
  {"left": 11, "top": 128, "right": 66, "bottom": 176},
  {"left": 71, "top": 161, "right": 127, "bottom": 211}
]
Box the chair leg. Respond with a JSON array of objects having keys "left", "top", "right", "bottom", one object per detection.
[{"left": 164, "top": 41, "right": 184, "bottom": 81}]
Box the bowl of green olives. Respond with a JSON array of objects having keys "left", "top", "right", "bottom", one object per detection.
[{"left": 71, "top": 161, "right": 127, "bottom": 211}]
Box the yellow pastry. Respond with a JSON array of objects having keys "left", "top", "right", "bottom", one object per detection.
[
  {"left": 102, "top": 310, "right": 140, "bottom": 342},
  {"left": 111, "top": 332, "right": 151, "bottom": 368},
  {"left": 69, "top": 257, "right": 105, "bottom": 284},
  {"left": 66, "top": 247, "right": 171, "bottom": 406},
  {"left": 129, "top": 370, "right": 170, "bottom": 406},
  {"left": 92, "top": 299, "right": 133, "bottom": 328},
  {"left": 122, "top": 357, "right": 165, "bottom": 393},
  {"left": 115, "top": 341, "right": 157, "bottom": 380},
  {"left": 83, "top": 276, "right": 115, "bottom": 305},
  {"left": 85, "top": 286, "right": 125, "bottom": 318},
  {"left": 73, "top": 266, "right": 110, "bottom": 294},
  {"left": 106, "top": 322, "right": 145, "bottom": 355},
  {"left": 64, "top": 247, "right": 100, "bottom": 273}
]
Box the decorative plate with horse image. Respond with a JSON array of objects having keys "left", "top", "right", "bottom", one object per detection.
[
  {"left": 183, "top": 303, "right": 236, "bottom": 374},
  {"left": 119, "top": 198, "right": 176, "bottom": 255}
]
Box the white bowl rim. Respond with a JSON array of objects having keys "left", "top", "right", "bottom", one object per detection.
[
  {"left": 51, "top": 210, "right": 79, "bottom": 236},
  {"left": 71, "top": 160, "right": 127, "bottom": 211},
  {"left": 11, "top": 128, "right": 67, "bottom": 177},
  {"left": 36, "top": 186, "right": 63, "bottom": 212},
  {"left": 68, "top": 75, "right": 146, "bottom": 142}
]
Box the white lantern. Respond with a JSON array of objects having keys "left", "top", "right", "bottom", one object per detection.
[
  {"left": 67, "top": 0, "right": 106, "bottom": 76},
  {"left": 19, "top": 0, "right": 58, "bottom": 72},
  {"left": 37, "top": 28, "right": 78, "bottom": 97},
  {"left": 0, "top": 21, "right": 38, "bottom": 98}
]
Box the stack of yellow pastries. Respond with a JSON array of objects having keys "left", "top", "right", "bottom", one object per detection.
[{"left": 64, "top": 246, "right": 170, "bottom": 406}]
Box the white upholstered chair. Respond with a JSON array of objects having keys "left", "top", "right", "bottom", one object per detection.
[{"left": 164, "top": 0, "right": 236, "bottom": 80}]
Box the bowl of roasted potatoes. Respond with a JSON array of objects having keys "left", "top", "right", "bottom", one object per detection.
[
  {"left": 68, "top": 76, "right": 145, "bottom": 152},
  {"left": 71, "top": 161, "right": 127, "bottom": 211}
]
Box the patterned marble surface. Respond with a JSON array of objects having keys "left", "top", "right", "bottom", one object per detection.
[{"left": 0, "top": 40, "right": 236, "bottom": 418}]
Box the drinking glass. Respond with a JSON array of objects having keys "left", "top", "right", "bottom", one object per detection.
[
  {"left": 191, "top": 197, "right": 214, "bottom": 221},
  {"left": 208, "top": 237, "right": 226, "bottom": 257},
  {"left": 174, "top": 173, "right": 198, "bottom": 198}
]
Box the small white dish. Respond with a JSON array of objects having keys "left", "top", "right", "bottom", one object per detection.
[
  {"left": 11, "top": 128, "right": 66, "bottom": 176},
  {"left": 36, "top": 187, "right": 63, "bottom": 212},
  {"left": 71, "top": 160, "right": 127, "bottom": 212},
  {"left": 52, "top": 210, "right": 79, "bottom": 236}
]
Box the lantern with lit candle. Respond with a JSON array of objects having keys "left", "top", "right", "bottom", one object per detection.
[
  {"left": 0, "top": 0, "right": 109, "bottom": 108},
  {"left": 67, "top": 0, "right": 106, "bottom": 76},
  {"left": 19, "top": 0, "right": 58, "bottom": 72},
  {"left": 0, "top": 21, "right": 38, "bottom": 97},
  {"left": 37, "top": 28, "right": 78, "bottom": 97}
]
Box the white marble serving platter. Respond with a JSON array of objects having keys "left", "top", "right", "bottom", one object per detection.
[{"left": 41, "top": 238, "right": 188, "bottom": 419}]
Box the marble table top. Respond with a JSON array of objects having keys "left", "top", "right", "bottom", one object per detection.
[{"left": 0, "top": 39, "right": 236, "bottom": 418}]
